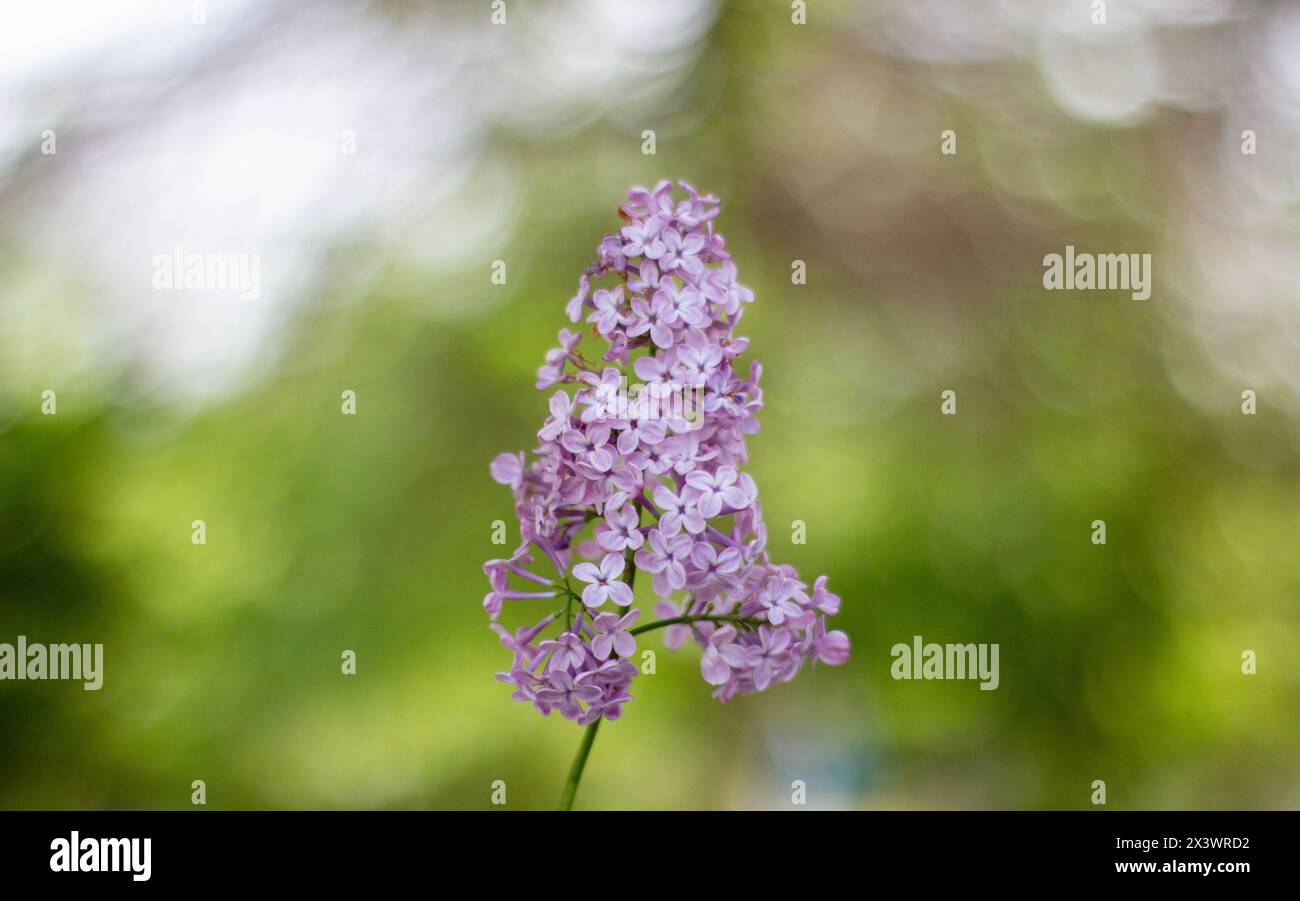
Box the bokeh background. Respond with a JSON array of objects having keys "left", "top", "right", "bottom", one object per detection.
[{"left": 2, "top": 0, "right": 1298, "bottom": 809}]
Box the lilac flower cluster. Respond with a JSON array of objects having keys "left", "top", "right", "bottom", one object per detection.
[{"left": 486, "top": 180, "right": 849, "bottom": 725}]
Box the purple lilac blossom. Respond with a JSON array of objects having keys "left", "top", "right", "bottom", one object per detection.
[{"left": 485, "top": 180, "right": 849, "bottom": 723}]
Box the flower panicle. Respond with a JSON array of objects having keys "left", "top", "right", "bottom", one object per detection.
[{"left": 485, "top": 180, "right": 849, "bottom": 725}]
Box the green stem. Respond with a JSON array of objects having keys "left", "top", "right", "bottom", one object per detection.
[
  {"left": 558, "top": 718, "right": 601, "bottom": 811},
  {"left": 559, "top": 543, "right": 639, "bottom": 811},
  {"left": 628, "top": 613, "right": 758, "bottom": 637},
  {"left": 557, "top": 611, "right": 755, "bottom": 808}
]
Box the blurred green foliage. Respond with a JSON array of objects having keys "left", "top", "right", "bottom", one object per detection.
[{"left": 1, "top": 0, "right": 1298, "bottom": 809}]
